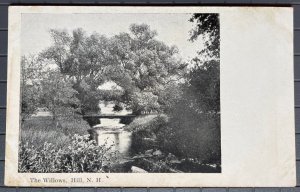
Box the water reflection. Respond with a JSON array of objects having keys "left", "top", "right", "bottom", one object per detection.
[
  {"left": 97, "top": 129, "right": 132, "bottom": 158},
  {"left": 93, "top": 101, "right": 133, "bottom": 160}
]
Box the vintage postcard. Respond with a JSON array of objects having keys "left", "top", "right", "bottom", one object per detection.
[{"left": 5, "top": 6, "right": 295, "bottom": 187}]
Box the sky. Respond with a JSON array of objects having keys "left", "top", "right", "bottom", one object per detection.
[{"left": 21, "top": 13, "right": 204, "bottom": 62}]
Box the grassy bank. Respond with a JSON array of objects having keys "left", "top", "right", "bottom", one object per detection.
[
  {"left": 19, "top": 116, "right": 117, "bottom": 173},
  {"left": 20, "top": 116, "right": 90, "bottom": 148}
]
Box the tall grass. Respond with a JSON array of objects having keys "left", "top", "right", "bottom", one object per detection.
[
  {"left": 19, "top": 135, "right": 116, "bottom": 173},
  {"left": 19, "top": 116, "right": 116, "bottom": 173},
  {"left": 20, "top": 116, "right": 90, "bottom": 148}
]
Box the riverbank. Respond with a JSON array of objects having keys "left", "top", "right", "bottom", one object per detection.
[
  {"left": 124, "top": 153, "right": 221, "bottom": 173},
  {"left": 19, "top": 116, "right": 117, "bottom": 173},
  {"left": 120, "top": 114, "right": 221, "bottom": 173},
  {"left": 20, "top": 114, "right": 220, "bottom": 173}
]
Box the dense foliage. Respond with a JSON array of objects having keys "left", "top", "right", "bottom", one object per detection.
[
  {"left": 189, "top": 13, "right": 220, "bottom": 59},
  {"left": 130, "top": 14, "right": 221, "bottom": 165},
  {"left": 21, "top": 56, "right": 43, "bottom": 120},
  {"left": 164, "top": 13, "right": 220, "bottom": 162},
  {"left": 19, "top": 135, "right": 115, "bottom": 173},
  {"left": 39, "top": 24, "right": 186, "bottom": 115}
]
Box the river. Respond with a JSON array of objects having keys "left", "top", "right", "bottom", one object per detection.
[
  {"left": 91, "top": 102, "right": 134, "bottom": 162},
  {"left": 88, "top": 102, "right": 221, "bottom": 173}
]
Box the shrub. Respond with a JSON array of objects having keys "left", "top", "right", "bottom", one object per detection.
[
  {"left": 156, "top": 60, "right": 221, "bottom": 164},
  {"left": 19, "top": 134, "right": 116, "bottom": 173},
  {"left": 130, "top": 115, "right": 168, "bottom": 153},
  {"left": 126, "top": 114, "right": 157, "bottom": 131},
  {"left": 157, "top": 99, "right": 221, "bottom": 164}
]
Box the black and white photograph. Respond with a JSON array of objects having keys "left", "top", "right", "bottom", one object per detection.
[
  {"left": 18, "top": 12, "right": 221, "bottom": 173},
  {"left": 5, "top": 6, "right": 295, "bottom": 187}
]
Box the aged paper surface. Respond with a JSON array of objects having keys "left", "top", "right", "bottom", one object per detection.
[{"left": 5, "top": 6, "right": 295, "bottom": 187}]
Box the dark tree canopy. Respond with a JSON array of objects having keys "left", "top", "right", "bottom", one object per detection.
[
  {"left": 159, "top": 13, "right": 221, "bottom": 162},
  {"left": 187, "top": 13, "right": 220, "bottom": 113},
  {"left": 185, "top": 60, "right": 220, "bottom": 113},
  {"left": 189, "top": 13, "right": 220, "bottom": 59}
]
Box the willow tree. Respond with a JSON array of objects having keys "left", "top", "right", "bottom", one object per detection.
[
  {"left": 41, "top": 25, "right": 186, "bottom": 116},
  {"left": 41, "top": 29, "right": 112, "bottom": 115},
  {"left": 108, "top": 24, "right": 187, "bottom": 114}
]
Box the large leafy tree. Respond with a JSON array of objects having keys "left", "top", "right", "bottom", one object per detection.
[
  {"left": 21, "top": 55, "right": 43, "bottom": 120},
  {"left": 42, "top": 29, "right": 111, "bottom": 83},
  {"left": 39, "top": 70, "right": 80, "bottom": 121},
  {"left": 41, "top": 25, "right": 186, "bottom": 115},
  {"left": 114, "top": 24, "right": 185, "bottom": 90},
  {"left": 109, "top": 24, "right": 187, "bottom": 114},
  {"left": 21, "top": 55, "right": 80, "bottom": 124},
  {"left": 41, "top": 29, "right": 112, "bottom": 115}
]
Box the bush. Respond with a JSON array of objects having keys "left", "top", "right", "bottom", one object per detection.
[
  {"left": 157, "top": 99, "right": 221, "bottom": 164},
  {"left": 130, "top": 115, "right": 168, "bottom": 153},
  {"left": 126, "top": 114, "right": 157, "bottom": 131},
  {"left": 19, "top": 134, "right": 116, "bottom": 173},
  {"left": 155, "top": 60, "right": 221, "bottom": 165}
]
